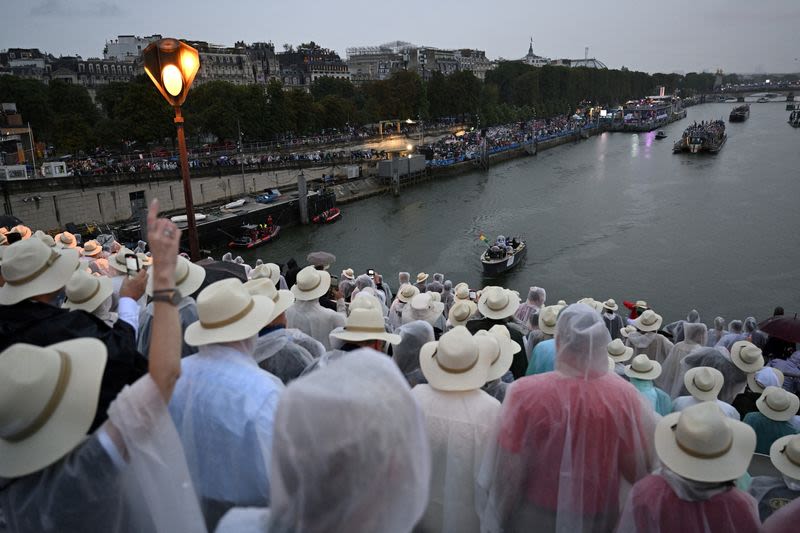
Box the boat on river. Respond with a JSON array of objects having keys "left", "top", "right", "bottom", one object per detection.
[
  {"left": 312, "top": 207, "right": 341, "bottom": 224},
  {"left": 655, "top": 131, "right": 667, "bottom": 139},
  {"left": 789, "top": 110, "right": 800, "bottom": 128},
  {"left": 673, "top": 120, "right": 727, "bottom": 154},
  {"left": 757, "top": 97, "right": 770, "bottom": 103},
  {"left": 228, "top": 223, "right": 280, "bottom": 249},
  {"left": 481, "top": 236, "right": 526, "bottom": 276},
  {"left": 729, "top": 104, "right": 750, "bottom": 122}
]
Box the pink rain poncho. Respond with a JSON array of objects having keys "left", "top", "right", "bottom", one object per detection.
[{"left": 477, "top": 304, "right": 657, "bottom": 533}]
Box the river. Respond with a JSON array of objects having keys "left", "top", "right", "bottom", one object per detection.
[{"left": 231, "top": 102, "right": 800, "bottom": 323}]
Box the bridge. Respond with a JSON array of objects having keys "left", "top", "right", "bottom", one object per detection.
[{"left": 712, "top": 84, "right": 799, "bottom": 97}]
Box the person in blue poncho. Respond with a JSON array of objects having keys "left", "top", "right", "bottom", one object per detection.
[{"left": 743, "top": 386, "right": 799, "bottom": 454}]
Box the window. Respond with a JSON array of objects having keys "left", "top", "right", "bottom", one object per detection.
[
  {"left": 88, "top": 63, "right": 94, "bottom": 73},
  {"left": 78, "top": 63, "right": 85, "bottom": 72},
  {"left": 103, "top": 64, "right": 109, "bottom": 73}
]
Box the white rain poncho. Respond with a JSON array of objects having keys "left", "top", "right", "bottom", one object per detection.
[
  {"left": 706, "top": 316, "right": 728, "bottom": 347},
  {"left": 674, "top": 347, "right": 748, "bottom": 404},
  {"left": 664, "top": 309, "right": 701, "bottom": 344},
  {"left": 658, "top": 322, "right": 708, "bottom": 395},
  {"left": 477, "top": 304, "right": 657, "bottom": 533},
  {"left": 617, "top": 468, "right": 761, "bottom": 533},
  {"left": 389, "top": 299, "right": 408, "bottom": 332},
  {"left": 442, "top": 281, "right": 455, "bottom": 318},
  {"left": 626, "top": 330, "right": 674, "bottom": 364},
  {"left": 216, "top": 350, "right": 431, "bottom": 533},
  {"left": 253, "top": 327, "right": 323, "bottom": 384},
  {"left": 391, "top": 320, "right": 434, "bottom": 387},
  {"left": 168, "top": 343, "right": 283, "bottom": 529},
  {"left": 285, "top": 299, "right": 346, "bottom": 351},
  {"left": 717, "top": 321, "right": 744, "bottom": 351},
  {"left": 411, "top": 384, "right": 501, "bottom": 533},
  {"left": 0, "top": 376, "right": 205, "bottom": 532},
  {"left": 514, "top": 287, "right": 546, "bottom": 326},
  {"left": 137, "top": 297, "right": 199, "bottom": 358}
]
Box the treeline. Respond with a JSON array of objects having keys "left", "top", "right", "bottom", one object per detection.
[{"left": 0, "top": 64, "right": 720, "bottom": 154}]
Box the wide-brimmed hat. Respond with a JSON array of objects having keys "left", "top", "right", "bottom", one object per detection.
[
  {"left": 109, "top": 247, "right": 135, "bottom": 274},
  {"left": 54, "top": 231, "right": 78, "bottom": 249},
  {"left": 454, "top": 283, "right": 471, "bottom": 302},
  {"left": 244, "top": 278, "right": 294, "bottom": 323},
  {"left": 342, "top": 268, "right": 355, "bottom": 280},
  {"left": 0, "top": 239, "right": 80, "bottom": 305},
  {"left": 33, "top": 230, "right": 56, "bottom": 248},
  {"left": 478, "top": 287, "right": 520, "bottom": 320},
  {"left": 63, "top": 269, "right": 113, "bottom": 313},
  {"left": 146, "top": 255, "right": 206, "bottom": 298},
  {"left": 476, "top": 325, "right": 519, "bottom": 382},
  {"left": 619, "top": 325, "right": 637, "bottom": 338},
  {"left": 250, "top": 262, "right": 281, "bottom": 285},
  {"left": 0, "top": 338, "right": 107, "bottom": 478},
  {"left": 419, "top": 326, "right": 491, "bottom": 391},
  {"left": 402, "top": 293, "right": 445, "bottom": 326},
  {"left": 684, "top": 366, "right": 724, "bottom": 401},
  {"left": 635, "top": 300, "right": 648, "bottom": 309},
  {"left": 290, "top": 266, "right": 331, "bottom": 301},
  {"left": 655, "top": 402, "right": 756, "bottom": 483},
  {"left": 396, "top": 283, "right": 420, "bottom": 304},
  {"left": 448, "top": 300, "right": 477, "bottom": 328},
  {"left": 625, "top": 354, "right": 662, "bottom": 380},
  {"left": 634, "top": 309, "right": 662, "bottom": 332},
  {"left": 81, "top": 240, "right": 103, "bottom": 257},
  {"left": 603, "top": 298, "right": 619, "bottom": 312},
  {"left": 607, "top": 338, "right": 633, "bottom": 363},
  {"left": 416, "top": 272, "right": 429, "bottom": 284},
  {"left": 756, "top": 386, "right": 800, "bottom": 422},
  {"left": 608, "top": 356, "right": 616, "bottom": 372},
  {"left": 747, "top": 367, "right": 784, "bottom": 394},
  {"left": 184, "top": 278, "right": 274, "bottom": 346},
  {"left": 577, "top": 297, "right": 604, "bottom": 314},
  {"left": 730, "top": 341, "right": 764, "bottom": 373},
  {"left": 538, "top": 305, "right": 562, "bottom": 335},
  {"left": 12, "top": 225, "right": 32, "bottom": 240},
  {"left": 330, "top": 297, "right": 401, "bottom": 345},
  {"left": 770, "top": 434, "right": 800, "bottom": 480},
  {"left": 137, "top": 253, "right": 152, "bottom": 268}
]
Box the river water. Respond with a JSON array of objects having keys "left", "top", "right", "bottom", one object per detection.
[{"left": 233, "top": 102, "right": 800, "bottom": 323}]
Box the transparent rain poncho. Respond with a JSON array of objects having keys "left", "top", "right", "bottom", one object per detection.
[
  {"left": 717, "top": 321, "right": 744, "bottom": 351},
  {"left": 617, "top": 468, "right": 760, "bottom": 533},
  {"left": 217, "top": 350, "right": 431, "bottom": 533},
  {"left": 477, "top": 304, "right": 657, "bottom": 533},
  {"left": 674, "top": 348, "right": 748, "bottom": 404},
  {"left": 664, "top": 309, "right": 701, "bottom": 344},
  {"left": 658, "top": 322, "right": 708, "bottom": 396},
  {"left": 391, "top": 320, "right": 433, "bottom": 387},
  {"left": 138, "top": 297, "right": 199, "bottom": 358},
  {"left": 706, "top": 317, "right": 728, "bottom": 347},
  {"left": 412, "top": 384, "right": 501, "bottom": 532},
  {"left": 626, "top": 330, "right": 674, "bottom": 365},
  {"left": 285, "top": 300, "right": 346, "bottom": 351},
  {"left": 514, "top": 286, "right": 546, "bottom": 325},
  {"left": 253, "top": 328, "right": 322, "bottom": 384},
  {"left": 0, "top": 376, "right": 205, "bottom": 532}
]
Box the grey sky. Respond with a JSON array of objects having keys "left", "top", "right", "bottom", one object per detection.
[{"left": 4, "top": 0, "right": 799, "bottom": 74}]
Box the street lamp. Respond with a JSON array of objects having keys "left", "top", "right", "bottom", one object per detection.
[{"left": 142, "top": 38, "right": 201, "bottom": 260}]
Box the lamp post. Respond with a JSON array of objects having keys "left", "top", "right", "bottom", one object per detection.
[{"left": 142, "top": 38, "right": 201, "bottom": 260}]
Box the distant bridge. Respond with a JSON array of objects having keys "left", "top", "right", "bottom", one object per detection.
[{"left": 713, "top": 84, "right": 799, "bottom": 97}]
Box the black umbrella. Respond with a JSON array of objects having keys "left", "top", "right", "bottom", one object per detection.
[
  {"left": 758, "top": 314, "right": 800, "bottom": 343},
  {"left": 0, "top": 215, "right": 23, "bottom": 231},
  {"left": 192, "top": 260, "right": 247, "bottom": 298}
]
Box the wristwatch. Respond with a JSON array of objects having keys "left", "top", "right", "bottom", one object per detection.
[{"left": 152, "top": 288, "right": 182, "bottom": 305}]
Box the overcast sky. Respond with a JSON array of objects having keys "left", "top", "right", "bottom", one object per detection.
[{"left": 3, "top": 0, "right": 799, "bottom": 74}]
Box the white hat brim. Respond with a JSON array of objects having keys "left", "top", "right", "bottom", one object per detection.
[
  {"left": 479, "top": 299, "right": 520, "bottom": 320},
  {"left": 608, "top": 346, "right": 634, "bottom": 363},
  {"left": 770, "top": 435, "right": 800, "bottom": 480},
  {"left": 684, "top": 367, "right": 724, "bottom": 401},
  {"left": 403, "top": 301, "right": 445, "bottom": 326},
  {"left": 485, "top": 337, "right": 515, "bottom": 382},
  {"left": 63, "top": 275, "right": 113, "bottom": 313},
  {"left": 747, "top": 368, "right": 784, "bottom": 394},
  {"left": 330, "top": 329, "right": 401, "bottom": 345},
  {"left": 0, "top": 248, "right": 80, "bottom": 306},
  {"left": 448, "top": 302, "right": 477, "bottom": 328},
  {"left": 634, "top": 315, "right": 663, "bottom": 332},
  {"left": 419, "top": 341, "right": 491, "bottom": 392},
  {"left": 731, "top": 345, "right": 765, "bottom": 373},
  {"left": 267, "top": 291, "right": 295, "bottom": 323},
  {"left": 146, "top": 259, "right": 206, "bottom": 298},
  {"left": 291, "top": 270, "right": 331, "bottom": 301},
  {"left": 184, "top": 295, "right": 273, "bottom": 346},
  {"left": 625, "top": 360, "right": 662, "bottom": 380},
  {"left": 757, "top": 392, "right": 800, "bottom": 422},
  {"left": 0, "top": 338, "right": 107, "bottom": 478},
  {"left": 655, "top": 411, "right": 756, "bottom": 483}
]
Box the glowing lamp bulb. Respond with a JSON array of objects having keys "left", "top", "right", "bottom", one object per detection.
[{"left": 162, "top": 64, "right": 183, "bottom": 97}]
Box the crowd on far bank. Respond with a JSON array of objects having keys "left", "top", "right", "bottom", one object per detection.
[{"left": 2, "top": 219, "right": 800, "bottom": 533}]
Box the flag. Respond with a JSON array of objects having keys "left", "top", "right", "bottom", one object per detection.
[{"left": 479, "top": 233, "right": 489, "bottom": 243}]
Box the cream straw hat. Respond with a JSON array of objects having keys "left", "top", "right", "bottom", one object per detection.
[
  {"left": 634, "top": 309, "right": 663, "bottom": 332},
  {"left": 625, "top": 354, "right": 662, "bottom": 380},
  {"left": 607, "top": 338, "right": 633, "bottom": 363},
  {"left": 756, "top": 386, "right": 800, "bottom": 422},
  {"left": 146, "top": 255, "right": 206, "bottom": 298},
  {"left": 243, "top": 278, "right": 294, "bottom": 323},
  {"left": 684, "top": 366, "right": 724, "bottom": 402},
  {"left": 478, "top": 286, "right": 520, "bottom": 320},
  {"left": 290, "top": 266, "right": 331, "bottom": 301},
  {"left": 0, "top": 239, "right": 80, "bottom": 305},
  {"left": 419, "top": 326, "right": 491, "bottom": 392},
  {"left": 730, "top": 341, "right": 764, "bottom": 373},
  {"left": 63, "top": 269, "right": 113, "bottom": 313}
]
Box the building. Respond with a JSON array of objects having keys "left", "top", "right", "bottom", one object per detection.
[
  {"left": 104, "top": 35, "right": 162, "bottom": 62},
  {"left": 0, "top": 48, "right": 51, "bottom": 80},
  {"left": 406, "top": 47, "right": 459, "bottom": 81},
  {"left": 245, "top": 42, "right": 280, "bottom": 85},
  {"left": 49, "top": 56, "right": 139, "bottom": 87},
  {"left": 520, "top": 38, "right": 550, "bottom": 67},
  {"left": 184, "top": 41, "right": 255, "bottom": 86},
  {"left": 0, "top": 103, "right": 36, "bottom": 180},
  {"left": 454, "top": 49, "right": 494, "bottom": 80},
  {"left": 346, "top": 42, "right": 413, "bottom": 83},
  {"left": 277, "top": 42, "right": 349, "bottom": 92}
]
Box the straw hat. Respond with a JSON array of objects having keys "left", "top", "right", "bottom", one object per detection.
[
  {"left": 290, "top": 266, "right": 331, "bottom": 301},
  {"left": 619, "top": 325, "right": 637, "bottom": 338},
  {"left": 250, "top": 262, "right": 281, "bottom": 285},
  {"left": 402, "top": 293, "right": 445, "bottom": 326},
  {"left": 419, "top": 326, "right": 492, "bottom": 391},
  {"left": 655, "top": 402, "right": 756, "bottom": 483},
  {"left": 342, "top": 268, "right": 355, "bottom": 280},
  {"left": 770, "top": 434, "right": 800, "bottom": 480},
  {"left": 538, "top": 305, "right": 562, "bottom": 335},
  {"left": 602, "top": 298, "right": 619, "bottom": 312},
  {"left": 0, "top": 338, "right": 107, "bottom": 478},
  {"left": 608, "top": 356, "right": 616, "bottom": 372},
  {"left": 607, "top": 339, "right": 633, "bottom": 363},
  {"left": 635, "top": 300, "right": 648, "bottom": 309},
  {"left": 730, "top": 341, "right": 764, "bottom": 373},
  {"left": 12, "top": 225, "right": 32, "bottom": 240},
  {"left": 54, "top": 231, "right": 78, "bottom": 249},
  {"left": 109, "top": 247, "right": 136, "bottom": 274},
  {"left": 577, "top": 297, "right": 604, "bottom": 313},
  {"left": 146, "top": 255, "right": 206, "bottom": 298},
  {"left": 478, "top": 287, "right": 520, "bottom": 320},
  {"left": 184, "top": 278, "right": 274, "bottom": 346},
  {"left": 756, "top": 386, "right": 800, "bottom": 422},
  {"left": 81, "top": 240, "right": 103, "bottom": 257},
  {"left": 330, "top": 296, "right": 401, "bottom": 345},
  {"left": 684, "top": 366, "right": 724, "bottom": 401},
  {"left": 416, "top": 272, "right": 429, "bottom": 284},
  {"left": 476, "top": 325, "right": 519, "bottom": 382},
  {"left": 634, "top": 309, "right": 662, "bottom": 332},
  {"left": 243, "top": 278, "right": 294, "bottom": 322},
  {"left": 0, "top": 239, "right": 80, "bottom": 305},
  {"left": 448, "top": 300, "right": 476, "bottom": 328},
  {"left": 454, "top": 283, "right": 470, "bottom": 302},
  {"left": 625, "top": 354, "right": 662, "bottom": 380},
  {"left": 396, "top": 283, "right": 420, "bottom": 304},
  {"left": 63, "top": 269, "right": 113, "bottom": 313},
  {"left": 747, "top": 367, "right": 784, "bottom": 394},
  {"left": 137, "top": 253, "right": 152, "bottom": 268},
  {"left": 33, "top": 230, "right": 56, "bottom": 248}
]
